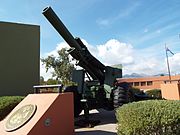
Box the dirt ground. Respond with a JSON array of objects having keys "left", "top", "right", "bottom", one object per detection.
[{"left": 75, "top": 109, "right": 117, "bottom": 135}]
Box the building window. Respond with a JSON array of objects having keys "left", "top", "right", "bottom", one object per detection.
[
  {"left": 141, "top": 82, "right": 146, "bottom": 86},
  {"left": 129, "top": 82, "right": 133, "bottom": 87},
  {"left": 147, "top": 81, "right": 153, "bottom": 86},
  {"left": 134, "top": 82, "right": 139, "bottom": 86}
]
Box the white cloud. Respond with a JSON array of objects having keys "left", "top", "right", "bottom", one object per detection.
[
  {"left": 96, "top": 39, "right": 134, "bottom": 65},
  {"left": 40, "top": 39, "right": 180, "bottom": 80},
  {"left": 40, "top": 42, "right": 69, "bottom": 81},
  {"left": 169, "top": 53, "right": 180, "bottom": 74},
  {"left": 45, "top": 42, "right": 70, "bottom": 57},
  {"left": 40, "top": 42, "right": 76, "bottom": 81},
  {"left": 124, "top": 57, "right": 165, "bottom": 75},
  {"left": 40, "top": 61, "right": 54, "bottom": 81}
]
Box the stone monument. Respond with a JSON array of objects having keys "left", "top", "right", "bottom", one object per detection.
[{"left": 0, "top": 93, "right": 74, "bottom": 135}]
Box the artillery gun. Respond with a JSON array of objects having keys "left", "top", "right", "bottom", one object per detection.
[{"left": 42, "top": 7, "right": 148, "bottom": 118}]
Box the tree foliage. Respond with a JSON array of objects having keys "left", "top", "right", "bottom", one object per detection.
[
  {"left": 40, "top": 76, "right": 45, "bottom": 85},
  {"left": 41, "top": 48, "right": 75, "bottom": 85},
  {"left": 46, "top": 78, "right": 59, "bottom": 85}
]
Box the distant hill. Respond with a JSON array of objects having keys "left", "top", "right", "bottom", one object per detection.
[
  {"left": 123, "top": 73, "right": 176, "bottom": 78},
  {"left": 123, "top": 73, "right": 148, "bottom": 78}
]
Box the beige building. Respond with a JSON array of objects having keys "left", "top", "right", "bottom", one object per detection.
[
  {"left": 117, "top": 75, "right": 180, "bottom": 91},
  {"left": 0, "top": 22, "right": 40, "bottom": 96}
]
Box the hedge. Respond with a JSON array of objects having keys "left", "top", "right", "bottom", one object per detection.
[
  {"left": 116, "top": 100, "right": 180, "bottom": 135},
  {"left": 0, "top": 96, "right": 24, "bottom": 121},
  {"left": 131, "top": 87, "right": 142, "bottom": 95}
]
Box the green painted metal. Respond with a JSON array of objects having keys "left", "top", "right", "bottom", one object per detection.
[{"left": 42, "top": 6, "right": 122, "bottom": 110}]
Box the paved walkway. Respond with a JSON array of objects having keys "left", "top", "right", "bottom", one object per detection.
[
  {"left": 0, "top": 109, "right": 117, "bottom": 135},
  {"left": 75, "top": 109, "right": 117, "bottom": 135}
]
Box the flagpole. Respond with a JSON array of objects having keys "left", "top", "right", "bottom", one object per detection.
[{"left": 165, "top": 44, "right": 172, "bottom": 83}]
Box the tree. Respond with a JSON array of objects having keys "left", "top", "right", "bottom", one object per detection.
[
  {"left": 41, "top": 48, "right": 75, "bottom": 85},
  {"left": 40, "top": 76, "right": 45, "bottom": 85},
  {"left": 46, "top": 78, "right": 59, "bottom": 85}
]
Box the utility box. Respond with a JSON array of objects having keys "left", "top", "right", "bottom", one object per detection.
[
  {"left": 161, "top": 83, "right": 180, "bottom": 100},
  {"left": 0, "top": 22, "right": 40, "bottom": 96}
]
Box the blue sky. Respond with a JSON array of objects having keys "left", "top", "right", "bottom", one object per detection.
[{"left": 0, "top": 0, "right": 180, "bottom": 79}]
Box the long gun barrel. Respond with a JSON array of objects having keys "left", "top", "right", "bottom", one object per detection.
[{"left": 42, "top": 6, "right": 105, "bottom": 83}]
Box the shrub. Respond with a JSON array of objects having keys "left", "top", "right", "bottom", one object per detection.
[
  {"left": 0, "top": 96, "right": 24, "bottom": 121},
  {"left": 145, "top": 89, "right": 162, "bottom": 99},
  {"left": 131, "top": 87, "right": 142, "bottom": 95},
  {"left": 116, "top": 100, "right": 180, "bottom": 135}
]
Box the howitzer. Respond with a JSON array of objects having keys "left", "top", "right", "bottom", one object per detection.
[
  {"left": 43, "top": 7, "right": 105, "bottom": 83},
  {"left": 42, "top": 6, "right": 150, "bottom": 118}
]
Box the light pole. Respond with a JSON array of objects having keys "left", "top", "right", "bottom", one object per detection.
[
  {"left": 165, "top": 44, "right": 171, "bottom": 83},
  {"left": 165, "top": 44, "right": 174, "bottom": 83}
]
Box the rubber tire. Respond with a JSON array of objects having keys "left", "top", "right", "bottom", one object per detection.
[
  {"left": 113, "top": 86, "right": 126, "bottom": 108},
  {"left": 113, "top": 86, "right": 134, "bottom": 108},
  {"left": 64, "top": 86, "right": 82, "bottom": 117}
]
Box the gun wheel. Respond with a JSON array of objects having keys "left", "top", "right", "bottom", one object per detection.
[
  {"left": 113, "top": 86, "right": 126, "bottom": 108},
  {"left": 113, "top": 84, "right": 135, "bottom": 108}
]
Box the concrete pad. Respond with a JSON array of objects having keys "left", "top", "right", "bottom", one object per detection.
[{"left": 75, "top": 109, "right": 117, "bottom": 135}]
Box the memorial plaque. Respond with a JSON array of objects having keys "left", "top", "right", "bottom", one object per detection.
[
  {"left": 5, "top": 104, "right": 37, "bottom": 132},
  {"left": 0, "top": 94, "right": 74, "bottom": 135}
]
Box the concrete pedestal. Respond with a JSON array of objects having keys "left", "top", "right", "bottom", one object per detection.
[{"left": 0, "top": 93, "right": 74, "bottom": 135}]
